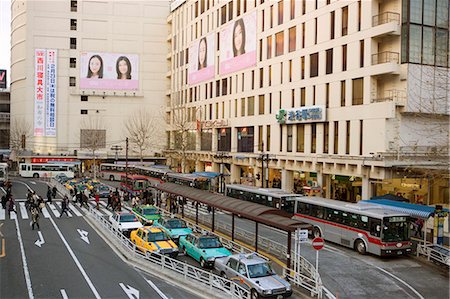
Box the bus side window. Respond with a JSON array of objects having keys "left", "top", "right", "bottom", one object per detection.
[
  {"left": 22, "top": 165, "right": 26, "bottom": 171},
  {"left": 369, "top": 218, "right": 381, "bottom": 237}
]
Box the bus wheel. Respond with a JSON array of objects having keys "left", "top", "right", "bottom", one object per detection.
[
  {"left": 33, "top": 173, "right": 39, "bottom": 178},
  {"left": 109, "top": 175, "right": 114, "bottom": 181},
  {"left": 313, "top": 227, "right": 321, "bottom": 237},
  {"left": 355, "top": 239, "right": 367, "bottom": 255}
]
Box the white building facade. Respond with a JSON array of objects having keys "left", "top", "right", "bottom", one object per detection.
[
  {"left": 166, "top": 0, "right": 449, "bottom": 204},
  {"left": 10, "top": 0, "right": 170, "bottom": 160}
]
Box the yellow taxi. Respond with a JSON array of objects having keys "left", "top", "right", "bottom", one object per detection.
[{"left": 130, "top": 227, "right": 179, "bottom": 258}]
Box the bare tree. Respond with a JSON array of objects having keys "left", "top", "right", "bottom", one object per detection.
[
  {"left": 169, "top": 106, "right": 197, "bottom": 173},
  {"left": 80, "top": 116, "right": 106, "bottom": 179},
  {"left": 9, "top": 117, "right": 32, "bottom": 155},
  {"left": 124, "top": 110, "right": 165, "bottom": 162}
]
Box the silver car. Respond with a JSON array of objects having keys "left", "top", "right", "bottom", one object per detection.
[{"left": 215, "top": 253, "right": 292, "bottom": 299}]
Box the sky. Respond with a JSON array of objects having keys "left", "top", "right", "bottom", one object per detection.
[{"left": 0, "top": 0, "right": 11, "bottom": 89}]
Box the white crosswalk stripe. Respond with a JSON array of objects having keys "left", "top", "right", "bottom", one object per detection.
[
  {"left": 19, "top": 202, "right": 29, "bottom": 219},
  {"left": 41, "top": 207, "right": 51, "bottom": 218},
  {"left": 98, "top": 202, "right": 113, "bottom": 216},
  {"left": 0, "top": 208, "right": 5, "bottom": 220},
  {"left": 10, "top": 211, "right": 17, "bottom": 219},
  {"left": 68, "top": 204, "right": 83, "bottom": 217},
  {"left": 48, "top": 203, "right": 61, "bottom": 217},
  {"left": 56, "top": 202, "right": 73, "bottom": 217}
]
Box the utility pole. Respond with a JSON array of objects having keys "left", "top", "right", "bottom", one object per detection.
[
  {"left": 261, "top": 142, "right": 265, "bottom": 188},
  {"left": 125, "top": 138, "right": 129, "bottom": 188},
  {"left": 111, "top": 145, "right": 123, "bottom": 161}
]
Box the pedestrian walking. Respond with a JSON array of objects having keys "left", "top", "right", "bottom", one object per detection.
[
  {"left": 131, "top": 194, "right": 140, "bottom": 208},
  {"left": 31, "top": 204, "right": 40, "bottom": 230},
  {"left": 1, "top": 194, "right": 7, "bottom": 209},
  {"left": 60, "top": 195, "right": 70, "bottom": 217},
  {"left": 7, "top": 197, "right": 16, "bottom": 218},
  {"left": 106, "top": 191, "right": 113, "bottom": 209},
  {"left": 94, "top": 192, "right": 100, "bottom": 210},
  {"left": 52, "top": 186, "right": 58, "bottom": 199},
  {"left": 47, "top": 186, "right": 52, "bottom": 203}
]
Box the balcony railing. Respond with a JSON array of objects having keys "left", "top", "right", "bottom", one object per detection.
[
  {"left": 372, "top": 12, "right": 400, "bottom": 27},
  {"left": 372, "top": 51, "right": 399, "bottom": 65},
  {"left": 371, "top": 89, "right": 406, "bottom": 106}
]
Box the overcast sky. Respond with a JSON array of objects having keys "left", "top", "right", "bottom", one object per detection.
[{"left": 0, "top": 0, "right": 11, "bottom": 88}]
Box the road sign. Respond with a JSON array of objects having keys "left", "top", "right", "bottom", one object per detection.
[
  {"left": 298, "top": 229, "right": 309, "bottom": 243},
  {"left": 312, "top": 237, "right": 324, "bottom": 250}
]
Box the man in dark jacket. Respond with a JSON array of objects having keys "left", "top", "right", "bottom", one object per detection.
[{"left": 47, "top": 186, "right": 52, "bottom": 203}]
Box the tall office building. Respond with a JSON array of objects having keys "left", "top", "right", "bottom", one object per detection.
[
  {"left": 10, "top": 0, "right": 170, "bottom": 160},
  {"left": 166, "top": 0, "right": 449, "bottom": 203}
]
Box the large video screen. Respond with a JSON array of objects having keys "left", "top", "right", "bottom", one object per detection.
[
  {"left": 188, "top": 33, "right": 215, "bottom": 85},
  {"left": 219, "top": 12, "right": 257, "bottom": 76},
  {"left": 79, "top": 52, "right": 139, "bottom": 90}
]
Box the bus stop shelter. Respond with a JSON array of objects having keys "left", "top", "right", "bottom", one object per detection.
[{"left": 155, "top": 182, "right": 310, "bottom": 268}]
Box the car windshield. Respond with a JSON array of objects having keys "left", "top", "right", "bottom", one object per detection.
[
  {"left": 198, "top": 237, "right": 222, "bottom": 249},
  {"left": 120, "top": 214, "right": 138, "bottom": 222},
  {"left": 165, "top": 219, "right": 187, "bottom": 229},
  {"left": 147, "top": 232, "right": 168, "bottom": 242},
  {"left": 382, "top": 217, "right": 410, "bottom": 242},
  {"left": 143, "top": 208, "right": 159, "bottom": 215},
  {"left": 247, "top": 262, "right": 274, "bottom": 278}
]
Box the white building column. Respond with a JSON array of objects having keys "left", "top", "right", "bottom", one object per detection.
[
  {"left": 361, "top": 175, "right": 370, "bottom": 201},
  {"left": 325, "top": 174, "right": 332, "bottom": 198},
  {"left": 195, "top": 160, "right": 205, "bottom": 172},
  {"left": 230, "top": 163, "right": 240, "bottom": 184},
  {"left": 282, "top": 169, "right": 294, "bottom": 192}
]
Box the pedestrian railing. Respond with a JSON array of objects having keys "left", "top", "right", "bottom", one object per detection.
[
  {"left": 417, "top": 242, "right": 450, "bottom": 267},
  {"left": 87, "top": 206, "right": 251, "bottom": 299}
]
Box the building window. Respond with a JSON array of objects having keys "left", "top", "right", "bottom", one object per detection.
[
  {"left": 259, "top": 39, "right": 263, "bottom": 61},
  {"left": 301, "top": 56, "right": 305, "bottom": 79},
  {"left": 216, "top": 80, "right": 220, "bottom": 97},
  {"left": 70, "top": 0, "right": 77, "bottom": 12},
  {"left": 280, "top": 62, "right": 283, "bottom": 84},
  {"left": 290, "top": 0, "right": 295, "bottom": 20},
  {"left": 325, "top": 83, "right": 329, "bottom": 108},
  {"left": 310, "top": 52, "right": 318, "bottom": 77},
  {"left": 275, "top": 31, "right": 284, "bottom": 56},
  {"left": 288, "top": 26, "right": 296, "bottom": 52},
  {"left": 297, "top": 124, "right": 305, "bottom": 152},
  {"left": 258, "top": 126, "right": 264, "bottom": 151},
  {"left": 69, "top": 77, "right": 76, "bottom": 86},
  {"left": 300, "top": 87, "right": 306, "bottom": 106},
  {"left": 330, "top": 11, "right": 335, "bottom": 39},
  {"left": 346, "top": 121, "right": 350, "bottom": 155},
  {"left": 326, "top": 48, "right": 333, "bottom": 74},
  {"left": 262, "top": 9, "right": 265, "bottom": 31},
  {"left": 241, "top": 98, "right": 245, "bottom": 116},
  {"left": 312, "top": 85, "right": 316, "bottom": 105},
  {"left": 234, "top": 99, "right": 238, "bottom": 117},
  {"left": 70, "top": 38, "right": 77, "bottom": 49},
  {"left": 228, "top": 1, "right": 233, "bottom": 21},
  {"left": 70, "top": 19, "right": 77, "bottom": 30},
  {"left": 222, "top": 78, "right": 227, "bottom": 96},
  {"left": 342, "top": 44, "right": 347, "bottom": 71},
  {"left": 221, "top": 5, "right": 227, "bottom": 25},
  {"left": 269, "top": 93, "right": 272, "bottom": 114},
  {"left": 268, "top": 66, "right": 272, "bottom": 86},
  {"left": 259, "top": 95, "right": 265, "bottom": 115},
  {"left": 352, "top": 78, "right": 363, "bottom": 105},
  {"left": 289, "top": 59, "right": 292, "bottom": 82},
  {"left": 358, "top": 0, "right": 361, "bottom": 31},
  {"left": 340, "top": 80, "right": 346, "bottom": 106},
  {"left": 287, "top": 125, "right": 293, "bottom": 152},
  {"left": 360, "top": 40, "right": 364, "bottom": 67},
  {"left": 359, "top": 120, "right": 363, "bottom": 155},
  {"left": 314, "top": 18, "right": 318, "bottom": 44},
  {"left": 278, "top": 0, "right": 284, "bottom": 25},
  {"left": 81, "top": 95, "right": 88, "bottom": 101},
  {"left": 248, "top": 96, "right": 255, "bottom": 116},
  {"left": 270, "top": 5, "right": 274, "bottom": 28},
  {"left": 279, "top": 126, "right": 283, "bottom": 152},
  {"left": 301, "top": 0, "right": 306, "bottom": 15},
  {"left": 301, "top": 22, "right": 305, "bottom": 48},
  {"left": 237, "top": 0, "right": 241, "bottom": 16},
  {"left": 342, "top": 6, "right": 348, "bottom": 36},
  {"left": 201, "top": 130, "right": 212, "bottom": 151},
  {"left": 70, "top": 57, "right": 76, "bottom": 68},
  {"left": 324, "top": 123, "right": 329, "bottom": 153},
  {"left": 215, "top": 103, "right": 219, "bottom": 119},
  {"left": 266, "top": 125, "right": 271, "bottom": 151},
  {"left": 237, "top": 127, "right": 254, "bottom": 152},
  {"left": 311, "top": 124, "right": 317, "bottom": 153},
  {"left": 267, "top": 36, "right": 272, "bottom": 59},
  {"left": 81, "top": 109, "right": 87, "bottom": 114},
  {"left": 259, "top": 67, "right": 264, "bottom": 88},
  {"left": 333, "top": 121, "right": 339, "bottom": 154}
]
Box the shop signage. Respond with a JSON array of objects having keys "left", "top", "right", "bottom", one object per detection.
[
  {"left": 201, "top": 119, "right": 229, "bottom": 129},
  {"left": 276, "top": 105, "right": 326, "bottom": 124},
  {"left": 0, "top": 69, "right": 6, "bottom": 89}
]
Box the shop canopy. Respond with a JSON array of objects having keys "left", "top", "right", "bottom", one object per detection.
[
  {"left": 361, "top": 199, "right": 449, "bottom": 219},
  {"left": 192, "top": 172, "right": 221, "bottom": 178}
]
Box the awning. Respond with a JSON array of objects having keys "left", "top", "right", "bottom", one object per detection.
[
  {"left": 361, "top": 199, "right": 449, "bottom": 219},
  {"left": 192, "top": 172, "right": 221, "bottom": 178}
]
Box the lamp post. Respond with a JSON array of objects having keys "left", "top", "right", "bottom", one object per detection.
[{"left": 111, "top": 145, "right": 123, "bottom": 161}]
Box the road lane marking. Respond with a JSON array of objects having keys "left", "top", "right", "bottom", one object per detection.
[
  {"left": 0, "top": 208, "right": 5, "bottom": 220},
  {"left": 98, "top": 202, "right": 113, "bottom": 216},
  {"left": 19, "top": 202, "right": 29, "bottom": 219},
  {"left": 56, "top": 202, "right": 73, "bottom": 217},
  {"left": 60, "top": 289, "right": 68, "bottom": 299},
  {"left": 119, "top": 283, "right": 140, "bottom": 299},
  {"left": 48, "top": 215, "right": 101, "bottom": 299},
  {"left": 0, "top": 222, "right": 3, "bottom": 237},
  {"left": 0, "top": 187, "right": 6, "bottom": 194},
  {"left": 42, "top": 207, "right": 51, "bottom": 218},
  {"left": 0, "top": 238, "right": 5, "bottom": 257},
  {"left": 77, "top": 229, "right": 90, "bottom": 244},
  {"left": 68, "top": 204, "right": 83, "bottom": 217},
  {"left": 10, "top": 211, "right": 17, "bottom": 219},
  {"left": 146, "top": 279, "right": 169, "bottom": 299},
  {"left": 34, "top": 231, "right": 45, "bottom": 248},
  {"left": 14, "top": 216, "right": 34, "bottom": 298},
  {"left": 48, "top": 203, "right": 60, "bottom": 217},
  {"left": 30, "top": 181, "right": 36, "bottom": 185},
  {"left": 375, "top": 266, "right": 425, "bottom": 299}
]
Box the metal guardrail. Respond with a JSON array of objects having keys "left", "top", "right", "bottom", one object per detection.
[
  {"left": 87, "top": 206, "right": 251, "bottom": 299},
  {"left": 372, "top": 12, "right": 400, "bottom": 26},
  {"left": 371, "top": 51, "right": 399, "bottom": 65},
  {"left": 417, "top": 243, "right": 450, "bottom": 266}
]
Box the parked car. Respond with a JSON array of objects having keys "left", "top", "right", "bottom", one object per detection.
[
  {"left": 179, "top": 232, "right": 231, "bottom": 268},
  {"left": 109, "top": 212, "right": 143, "bottom": 236},
  {"left": 132, "top": 205, "right": 161, "bottom": 224},
  {"left": 130, "top": 226, "right": 178, "bottom": 258},
  {"left": 214, "top": 253, "right": 292, "bottom": 299},
  {"left": 55, "top": 173, "right": 70, "bottom": 183},
  {"left": 153, "top": 217, "right": 192, "bottom": 243},
  {"left": 96, "top": 184, "right": 112, "bottom": 198}
]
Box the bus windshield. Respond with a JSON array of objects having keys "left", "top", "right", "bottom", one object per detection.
[{"left": 382, "top": 217, "right": 409, "bottom": 242}]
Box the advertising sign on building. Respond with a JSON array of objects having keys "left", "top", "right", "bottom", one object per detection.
[
  {"left": 219, "top": 11, "right": 257, "bottom": 75},
  {"left": 276, "top": 106, "right": 326, "bottom": 124},
  {"left": 188, "top": 33, "right": 215, "bottom": 85},
  {"left": 0, "top": 69, "right": 6, "bottom": 89},
  {"left": 79, "top": 52, "right": 139, "bottom": 91},
  {"left": 45, "top": 49, "right": 57, "bottom": 137},
  {"left": 34, "top": 49, "right": 46, "bottom": 136}
]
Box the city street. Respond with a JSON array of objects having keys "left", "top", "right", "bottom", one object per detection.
[{"left": 0, "top": 179, "right": 201, "bottom": 299}]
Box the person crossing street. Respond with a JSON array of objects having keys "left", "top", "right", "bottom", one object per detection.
[
  {"left": 31, "top": 204, "right": 40, "bottom": 230},
  {"left": 59, "top": 195, "right": 70, "bottom": 217}
]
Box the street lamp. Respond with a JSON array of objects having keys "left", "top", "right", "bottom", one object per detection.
[{"left": 111, "top": 145, "right": 123, "bottom": 161}]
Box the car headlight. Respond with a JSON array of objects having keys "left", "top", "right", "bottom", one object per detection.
[
  {"left": 263, "top": 290, "right": 273, "bottom": 295},
  {"left": 286, "top": 285, "right": 292, "bottom": 291},
  {"left": 207, "top": 257, "right": 215, "bottom": 261}
]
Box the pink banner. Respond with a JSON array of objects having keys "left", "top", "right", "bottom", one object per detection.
[
  {"left": 188, "top": 33, "right": 215, "bottom": 85},
  {"left": 80, "top": 78, "right": 139, "bottom": 90},
  {"left": 220, "top": 52, "right": 257, "bottom": 76}
]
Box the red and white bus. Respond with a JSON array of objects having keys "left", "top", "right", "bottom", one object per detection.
[
  {"left": 120, "top": 174, "right": 150, "bottom": 196},
  {"left": 134, "top": 165, "right": 172, "bottom": 187},
  {"left": 292, "top": 196, "right": 412, "bottom": 256},
  {"left": 99, "top": 163, "right": 129, "bottom": 181}
]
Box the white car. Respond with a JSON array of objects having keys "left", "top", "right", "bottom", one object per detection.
[{"left": 109, "top": 212, "right": 143, "bottom": 236}]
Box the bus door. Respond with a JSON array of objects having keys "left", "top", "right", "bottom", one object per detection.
[{"left": 27, "top": 165, "right": 31, "bottom": 171}]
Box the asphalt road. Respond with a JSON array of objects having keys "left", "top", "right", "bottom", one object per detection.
[{"left": 0, "top": 178, "right": 202, "bottom": 299}]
